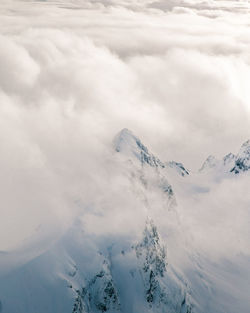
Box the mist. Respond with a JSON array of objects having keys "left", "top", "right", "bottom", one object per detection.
[{"left": 0, "top": 0, "right": 250, "bottom": 275}]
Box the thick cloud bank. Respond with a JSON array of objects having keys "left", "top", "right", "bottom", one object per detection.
[{"left": 0, "top": 0, "right": 250, "bottom": 261}]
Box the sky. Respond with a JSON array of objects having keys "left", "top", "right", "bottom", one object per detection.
[{"left": 0, "top": 0, "right": 250, "bottom": 254}]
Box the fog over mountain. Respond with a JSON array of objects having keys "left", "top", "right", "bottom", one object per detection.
[{"left": 0, "top": 1, "right": 250, "bottom": 312}]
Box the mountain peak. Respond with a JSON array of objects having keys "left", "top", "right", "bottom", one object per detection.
[
  {"left": 113, "top": 128, "right": 164, "bottom": 168},
  {"left": 113, "top": 128, "right": 142, "bottom": 153},
  {"left": 199, "top": 140, "right": 250, "bottom": 175},
  {"left": 241, "top": 139, "right": 250, "bottom": 148},
  {"left": 223, "top": 152, "right": 235, "bottom": 163},
  {"left": 238, "top": 139, "right": 250, "bottom": 156},
  {"left": 230, "top": 139, "right": 250, "bottom": 174},
  {"left": 199, "top": 155, "right": 219, "bottom": 172}
]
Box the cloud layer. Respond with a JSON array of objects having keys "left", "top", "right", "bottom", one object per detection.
[{"left": 0, "top": 0, "right": 250, "bottom": 258}]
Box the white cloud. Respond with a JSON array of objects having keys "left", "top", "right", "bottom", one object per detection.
[{"left": 0, "top": 0, "right": 249, "bottom": 267}]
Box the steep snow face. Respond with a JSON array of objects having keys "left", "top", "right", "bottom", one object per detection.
[
  {"left": 199, "top": 155, "right": 220, "bottom": 172},
  {"left": 167, "top": 161, "right": 189, "bottom": 177},
  {"left": 230, "top": 140, "right": 250, "bottom": 174}
]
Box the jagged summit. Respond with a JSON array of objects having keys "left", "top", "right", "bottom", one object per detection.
[
  {"left": 114, "top": 129, "right": 189, "bottom": 180},
  {"left": 113, "top": 129, "right": 176, "bottom": 201},
  {"left": 223, "top": 153, "right": 236, "bottom": 165},
  {"left": 240, "top": 139, "right": 250, "bottom": 148},
  {"left": 199, "top": 155, "right": 219, "bottom": 172},
  {"left": 113, "top": 128, "right": 165, "bottom": 168},
  {"left": 231, "top": 139, "right": 250, "bottom": 174},
  {"left": 199, "top": 139, "right": 250, "bottom": 175},
  {"left": 114, "top": 130, "right": 250, "bottom": 178}
]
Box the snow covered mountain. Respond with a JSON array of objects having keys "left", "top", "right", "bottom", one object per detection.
[
  {"left": 230, "top": 140, "right": 250, "bottom": 174},
  {"left": 113, "top": 128, "right": 175, "bottom": 199},
  {"left": 114, "top": 128, "right": 189, "bottom": 178},
  {"left": 0, "top": 129, "right": 249, "bottom": 313},
  {"left": 113, "top": 128, "right": 165, "bottom": 169},
  {"left": 199, "top": 140, "right": 250, "bottom": 176}
]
